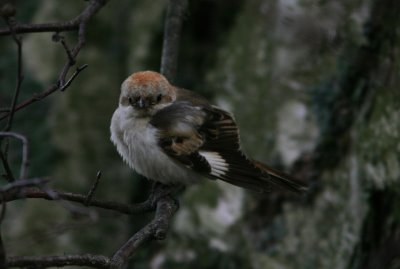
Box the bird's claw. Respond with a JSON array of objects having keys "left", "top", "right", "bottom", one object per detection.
[{"left": 149, "top": 182, "right": 183, "bottom": 207}]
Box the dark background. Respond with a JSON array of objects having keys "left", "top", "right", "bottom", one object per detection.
[{"left": 0, "top": 0, "right": 399, "bottom": 268}]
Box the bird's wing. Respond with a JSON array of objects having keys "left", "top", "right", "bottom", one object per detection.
[{"left": 150, "top": 101, "right": 307, "bottom": 193}]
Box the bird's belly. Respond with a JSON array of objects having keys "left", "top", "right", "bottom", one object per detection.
[{"left": 124, "top": 121, "right": 201, "bottom": 185}]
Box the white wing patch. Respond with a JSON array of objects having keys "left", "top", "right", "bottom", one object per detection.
[{"left": 199, "top": 151, "right": 229, "bottom": 177}]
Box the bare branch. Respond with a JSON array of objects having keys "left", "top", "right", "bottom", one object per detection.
[
  {"left": 2, "top": 186, "right": 154, "bottom": 215},
  {"left": 2, "top": 15, "right": 24, "bottom": 132},
  {"left": 85, "top": 171, "right": 102, "bottom": 206},
  {"left": 0, "top": 132, "right": 29, "bottom": 179},
  {"left": 160, "top": 0, "right": 188, "bottom": 82},
  {"left": 0, "top": 0, "right": 109, "bottom": 37},
  {"left": 0, "top": 22, "right": 79, "bottom": 36},
  {"left": 0, "top": 178, "right": 95, "bottom": 219},
  {"left": 0, "top": 178, "right": 48, "bottom": 193},
  {"left": 41, "top": 187, "right": 98, "bottom": 219},
  {"left": 7, "top": 254, "right": 111, "bottom": 269},
  {"left": 2, "top": 186, "right": 178, "bottom": 269},
  {"left": 0, "top": 0, "right": 110, "bottom": 122},
  {"left": 0, "top": 178, "right": 48, "bottom": 260},
  {"left": 110, "top": 196, "right": 179, "bottom": 269},
  {"left": 57, "top": 0, "right": 107, "bottom": 89},
  {"left": 52, "top": 33, "right": 76, "bottom": 65},
  {"left": 0, "top": 132, "right": 29, "bottom": 180},
  {"left": 60, "top": 64, "right": 89, "bottom": 91},
  {"left": 0, "top": 149, "right": 15, "bottom": 181},
  {"left": 0, "top": 58, "right": 88, "bottom": 123}
]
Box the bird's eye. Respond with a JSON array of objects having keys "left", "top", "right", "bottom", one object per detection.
[{"left": 156, "top": 94, "right": 162, "bottom": 103}]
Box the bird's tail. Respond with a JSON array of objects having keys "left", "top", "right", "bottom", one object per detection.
[{"left": 252, "top": 160, "right": 308, "bottom": 194}]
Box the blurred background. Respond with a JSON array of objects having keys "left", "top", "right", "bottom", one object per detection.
[{"left": 0, "top": 0, "right": 399, "bottom": 268}]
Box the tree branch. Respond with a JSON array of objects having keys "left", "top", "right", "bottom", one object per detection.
[
  {"left": 84, "top": 171, "right": 102, "bottom": 206},
  {"left": 0, "top": 132, "right": 29, "bottom": 180},
  {"left": 60, "top": 64, "right": 89, "bottom": 91},
  {"left": 0, "top": 21, "right": 79, "bottom": 36},
  {"left": 2, "top": 185, "right": 178, "bottom": 269},
  {"left": 0, "top": 178, "right": 48, "bottom": 193},
  {"left": 7, "top": 254, "right": 111, "bottom": 269},
  {"left": 0, "top": 0, "right": 109, "bottom": 37},
  {"left": 2, "top": 186, "right": 154, "bottom": 215},
  {"left": 110, "top": 196, "right": 178, "bottom": 269},
  {"left": 0, "top": 149, "right": 15, "bottom": 182},
  {"left": 0, "top": 0, "right": 110, "bottom": 122},
  {"left": 0, "top": 84, "right": 57, "bottom": 122},
  {"left": 160, "top": 0, "right": 188, "bottom": 82},
  {"left": 1, "top": 10, "right": 24, "bottom": 132}
]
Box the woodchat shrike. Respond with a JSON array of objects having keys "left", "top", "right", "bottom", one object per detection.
[{"left": 110, "top": 71, "right": 307, "bottom": 193}]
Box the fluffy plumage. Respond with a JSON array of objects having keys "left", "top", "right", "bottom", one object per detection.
[{"left": 110, "top": 71, "right": 307, "bottom": 193}]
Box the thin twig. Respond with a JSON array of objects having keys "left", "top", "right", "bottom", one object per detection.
[
  {"left": 3, "top": 17, "right": 24, "bottom": 132},
  {"left": 0, "top": 149, "right": 15, "bottom": 181},
  {"left": 52, "top": 33, "right": 75, "bottom": 65},
  {"left": 60, "top": 64, "right": 88, "bottom": 91},
  {"left": 0, "top": 193, "right": 7, "bottom": 224},
  {"left": 60, "top": 37, "right": 76, "bottom": 65},
  {"left": 58, "top": 0, "right": 94, "bottom": 88},
  {"left": 0, "top": 132, "right": 29, "bottom": 179},
  {"left": 85, "top": 171, "right": 101, "bottom": 206}
]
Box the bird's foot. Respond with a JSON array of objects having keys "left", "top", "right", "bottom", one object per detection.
[{"left": 149, "top": 182, "right": 184, "bottom": 207}]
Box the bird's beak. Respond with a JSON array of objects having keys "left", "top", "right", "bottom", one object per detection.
[
  {"left": 128, "top": 96, "right": 150, "bottom": 109},
  {"left": 137, "top": 97, "right": 146, "bottom": 109}
]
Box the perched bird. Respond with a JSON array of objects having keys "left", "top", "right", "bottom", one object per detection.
[{"left": 110, "top": 71, "right": 307, "bottom": 194}]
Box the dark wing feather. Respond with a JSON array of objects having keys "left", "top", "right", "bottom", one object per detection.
[
  {"left": 151, "top": 100, "right": 307, "bottom": 194},
  {"left": 199, "top": 106, "right": 278, "bottom": 192},
  {"left": 150, "top": 102, "right": 213, "bottom": 176}
]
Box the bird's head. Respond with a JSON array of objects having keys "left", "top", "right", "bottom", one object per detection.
[{"left": 119, "top": 71, "right": 176, "bottom": 117}]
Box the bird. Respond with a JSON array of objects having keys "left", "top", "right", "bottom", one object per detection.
[{"left": 110, "top": 71, "right": 307, "bottom": 194}]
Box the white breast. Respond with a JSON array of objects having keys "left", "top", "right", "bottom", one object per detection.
[{"left": 110, "top": 107, "right": 201, "bottom": 184}]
